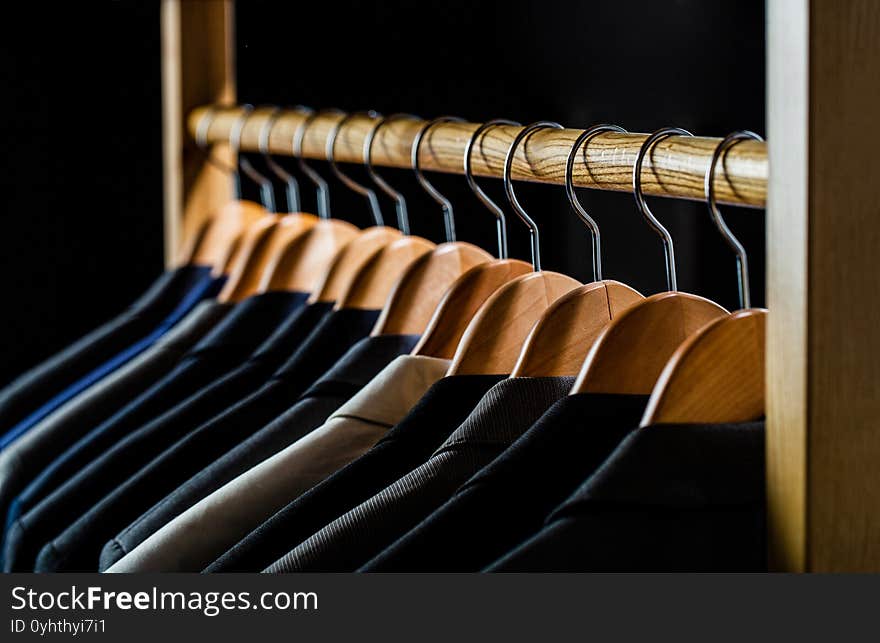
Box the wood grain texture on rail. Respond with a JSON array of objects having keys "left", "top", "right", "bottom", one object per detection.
[{"left": 188, "top": 106, "right": 767, "bottom": 208}]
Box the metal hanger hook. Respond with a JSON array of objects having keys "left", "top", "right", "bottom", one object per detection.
[
  {"left": 633, "top": 126, "right": 694, "bottom": 291},
  {"left": 412, "top": 116, "right": 466, "bottom": 243},
  {"left": 195, "top": 105, "right": 242, "bottom": 199},
  {"left": 292, "top": 106, "right": 338, "bottom": 220},
  {"left": 705, "top": 130, "right": 763, "bottom": 309},
  {"left": 465, "top": 118, "right": 521, "bottom": 259},
  {"left": 230, "top": 104, "right": 277, "bottom": 213},
  {"left": 504, "top": 121, "right": 564, "bottom": 271},
  {"left": 364, "top": 114, "right": 421, "bottom": 235},
  {"left": 566, "top": 124, "right": 628, "bottom": 282},
  {"left": 326, "top": 110, "right": 385, "bottom": 227},
  {"left": 257, "top": 106, "right": 301, "bottom": 213}
]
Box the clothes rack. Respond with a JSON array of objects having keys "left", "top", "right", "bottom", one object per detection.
[{"left": 160, "top": 0, "right": 880, "bottom": 572}]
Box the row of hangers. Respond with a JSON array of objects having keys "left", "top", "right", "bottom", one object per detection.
[{"left": 184, "top": 104, "right": 766, "bottom": 427}]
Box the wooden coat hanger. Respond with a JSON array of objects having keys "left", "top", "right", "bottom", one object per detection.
[
  {"left": 412, "top": 119, "right": 538, "bottom": 359},
  {"left": 571, "top": 127, "right": 730, "bottom": 395},
  {"left": 372, "top": 116, "right": 492, "bottom": 336},
  {"left": 321, "top": 111, "right": 437, "bottom": 310},
  {"left": 512, "top": 125, "right": 645, "bottom": 377},
  {"left": 640, "top": 131, "right": 768, "bottom": 425},
  {"left": 446, "top": 122, "right": 583, "bottom": 375},
  {"left": 178, "top": 106, "right": 269, "bottom": 271}
]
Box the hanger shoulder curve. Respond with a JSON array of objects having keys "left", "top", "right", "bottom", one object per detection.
[
  {"left": 511, "top": 280, "right": 645, "bottom": 377},
  {"left": 182, "top": 200, "right": 267, "bottom": 271},
  {"left": 571, "top": 291, "right": 729, "bottom": 395},
  {"left": 258, "top": 218, "right": 359, "bottom": 294},
  {"left": 308, "top": 226, "right": 401, "bottom": 304},
  {"left": 640, "top": 308, "right": 766, "bottom": 426},
  {"left": 335, "top": 235, "right": 436, "bottom": 310},
  {"left": 446, "top": 270, "right": 582, "bottom": 376},
  {"left": 371, "top": 241, "right": 493, "bottom": 336},
  {"left": 411, "top": 259, "right": 533, "bottom": 359},
  {"left": 217, "top": 214, "right": 317, "bottom": 303}
]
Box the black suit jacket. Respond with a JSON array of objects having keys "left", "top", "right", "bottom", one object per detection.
[
  {"left": 360, "top": 393, "right": 649, "bottom": 572},
  {"left": 22, "top": 308, "right": 380, "bottom": 572},
  {"left": 265, "top": 376, "right": 574, "bottom": 573},
  {"left": 99, "top": 333, "right": 419, "bottom": 570},
  {"left": 486, "top": 421, "right": 767, "bottom": 572},
  {"left": 205, "top": 374, "right": 505, "bottom": 572}
]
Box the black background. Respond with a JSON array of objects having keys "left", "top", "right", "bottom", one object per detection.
[{"left": 0, "top": 0, "right": 765, "bottom": 387}]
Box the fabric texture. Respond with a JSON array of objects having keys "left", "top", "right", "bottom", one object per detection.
[
  {"left": 486, "top": 421, "right": 767, "bottom": 572},
  {"left": 0, "top": 301, "right": 230, "bottom": 548},
  {"left": 99, "top": 331, "right": 416, "bottom": 570},
  {"left": 361, "top": 393, "right": 648, "bottom": 572},
  {"left": 265, "top": 376, "right": 574, "bottom": 573},
  {"left": 106, "top": 352, "right": 448, "bottom": 572},
  {"left": 207, "top": 374, "right": 504, "bottom": 573},
  {"left": 21, "top": 308, "right": 380, "bottom": 572},
  {"left": 0, "top": 269, "right": 225, "bottom": 450},
  {"left": 0, "top": 265, "right": 213, "bottom": 441},
  {"left": 2, "top": 291, "right": 309, "bottom": 572}
]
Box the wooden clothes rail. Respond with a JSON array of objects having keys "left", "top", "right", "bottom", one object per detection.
[
  {"left": 162, "top": 0, "right": 880, "bottom": 572},
  {"left": 186, "top": 106, "right": 768, "bottom": 209}
]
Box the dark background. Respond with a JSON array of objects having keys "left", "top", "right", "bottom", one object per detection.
[{"left": 0, "top": 0, "right": 765, "bottom": 387}]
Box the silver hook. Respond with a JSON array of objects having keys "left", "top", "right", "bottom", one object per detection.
[
  {"left": 705, "top": 130, "right": 762, "bottom": 309},
  {"left": 364, "top": 114, "right": 421, "bottom": 235},
  {"left": 504, "top": 121, "right": 564, "bottom": 271},
  {"left": 412, "top": 116, "right": 466, "bottom": 242},
  {"left": 258, "top": 106, "right": 301, "bottom": 213},
  {"left": 230, "top": 104, "right": 277, "bottom": 213},
  {"left": 465, "top": 119, "right": 521, "bottom": 259},
  {"left": 326, "top": 111, "right": 385, "bottom": 227},
  {"left": 566, "top": 124, "right": 628, "bottom": 282},
  {"left": 633, "top": 127, "right": 694, "bottom": 291},
  {"left": 292, "top": 107, "right": 338, "bottom": 220},
  {"left": 195, "top": 105, "right": 241, "bottom": 200}
]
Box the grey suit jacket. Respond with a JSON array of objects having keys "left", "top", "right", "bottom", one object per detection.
[{"left": 0, "top": 301, "right": 229, "bottom": 526}]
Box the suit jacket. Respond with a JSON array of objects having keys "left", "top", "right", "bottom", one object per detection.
[
  {"left": 361, "top": 393, "right": 648, "bottom": 571},
  {"left": 0, "top": 265, "right": 214, "bottom": 436},
  {"left": 0, "top": 269, "right": 225, "bottom": 449},
  {"left": 486, "top": 421, "right": 767, "bottom": 572},
  {"left": 99, "top": 333, "right": 419, "bottom": 570},
  {"left": 1, "top": 292, "right": 307, "bottom": 571},
  {"left": 0, "top": 300, "right": 229, "bottom": 542},
  {"left": 206, "top": 373, "right": 505, "bottom": 573},
  {"left": 106, "top": 353, "right": 449, "bottom": 572},
  {"left": 265, "top": 376, "right": 575, "bottom": 573},
  {"left": 21, "top": 308, "right": 381, "bottom": 572}
]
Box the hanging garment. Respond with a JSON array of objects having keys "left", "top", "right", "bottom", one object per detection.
[
  {"left": 0, "top": 266, "right": 223, "bottom": 449},
  {"left": 15, "top": 308, "right": 382, "bottom": 572},
  {"left": 485, "top": 421, "right": 766, "bottom": 572},
  {"left": 360, "top": 393, "right": 648, "bottom": 572},
  {"left": 99, "top": 333, "right": 423, "bottom": 570},
  {"left": 0, "top": 300, "right": 230, "bottom": 533},
  {"left": 105, "top": 353, "right": 451, "bottom": 573},
  {"left": 205, "top": 373, "right": 505, "bottom": 573},
  {"left": 1, "top": 290, "right": 307, "bottom": 566},
  {"left": 264, "top": 376, "right": 574, "bottom": 573},
  {"left": 0, "top": 265, "right": 212, "bottom": 432},
  {"left": 5, "top": 295, "right": 322, "bottom": 536}
]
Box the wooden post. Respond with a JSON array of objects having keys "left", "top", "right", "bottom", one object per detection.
[
  {"left": 161, "top": 0, "right": 236, "bottom": 267},
  {"left": 766, "top": 0, "right": 880, "bottom": 571}
]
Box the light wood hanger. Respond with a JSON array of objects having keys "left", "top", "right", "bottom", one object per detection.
[
  {"left": 640, "top": 131, "right": 769, "bottom": 425},
  {"left": 570, "top": 127, "right": 731, "bottom": 395},
  {"left": 446, "top": 122, "right": 583, "bottom": 375},
  {"left": 512, "top": 125, "right": 646, "bottom": 377},
  {"left": 412, "top": 119, "right": 540, "bottom": 358},
  {"left": 372, "top": 116, "right": 492, "bottom": 335},
  {"left": 641, "top": 309, "right": 766, "bottom": 425}
]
